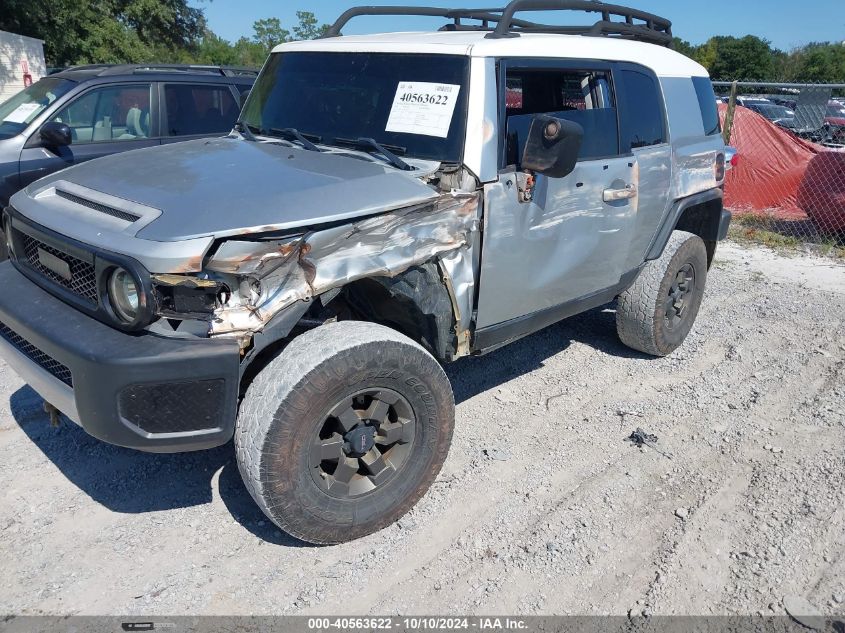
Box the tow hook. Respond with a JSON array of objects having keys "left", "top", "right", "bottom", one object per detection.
[{"left": 43, "top": 401, "right": 61, "bottom": 427}]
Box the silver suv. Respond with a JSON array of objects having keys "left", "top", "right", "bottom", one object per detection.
[{"left": 0, "top": 1, "right": 730, "bottom": 544}]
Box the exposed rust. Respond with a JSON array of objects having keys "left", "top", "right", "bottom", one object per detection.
[
  {"left": 206, "top": 240, "right": 301, "bottom": 275},
  {"left": 170, "top": 255, "right": 204, "bottom": 274}
]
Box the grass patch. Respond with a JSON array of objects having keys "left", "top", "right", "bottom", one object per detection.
[
  {"left": 729, "top": 223, "right": 801, "bottom": 250},
  {"left": 728, "top": 212, "right": 845, "bottom": 258}
]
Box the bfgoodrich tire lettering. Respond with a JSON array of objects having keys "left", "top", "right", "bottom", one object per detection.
[
  {"left": 616, "top": 230, "right": 708, "bottom": 357},
  {"left": 235, "top": 321, "right": 454, "bottom": 545}
]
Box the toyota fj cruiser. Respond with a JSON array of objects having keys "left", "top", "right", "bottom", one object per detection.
[{"left": 0, "top": 1, "right": 730, "bottom": 544}]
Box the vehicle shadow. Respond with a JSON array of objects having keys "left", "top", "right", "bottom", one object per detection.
[
  {"left": 9, "top": 385, "right": 310, "bottom": 547},
  {"left": 448, "top": 303, "right": 653, "bottom": 404},
  {"left": 8, "top": 302, "right": 646, "bottom": 544}
]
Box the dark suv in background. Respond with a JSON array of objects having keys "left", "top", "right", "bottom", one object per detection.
[{"left": 0, "top": 64, "right": 256, "bottom": 258}]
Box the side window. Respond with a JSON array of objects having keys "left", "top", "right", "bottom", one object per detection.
[
  {"left": 504, "top": 68, "right": 619, "bottom": 166},
  {"left": 692, "top": 76, "right": 721, "bottom": 136},
  {"left": 163, "top": 84, "right": 239, "bottom": 137},
  {"left": 51, "top": 84, "right": 152, "bottom": 143},
  {"left": 618, "top": 69, "right": 667, "bottom": 150}
]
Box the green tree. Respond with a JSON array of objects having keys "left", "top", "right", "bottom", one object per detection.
[
  {"left": 196, "top": 29, "right": 241, "bottom": 66},
  {"left": 708, "top": 36, "right": 777, "bottom": 80},
  {"left": 253, "top": 17, "right": 290, "bottom": 52},
  {"left": 292, "top": 11, "right": 329, "bottom": 41},
  {"left": 232, "top": 37, "right": 268, "bottom": 67},
  {"left": 0, "top": 0, "right": 206, "bottom": 66},
  {"left": 250, "top": 12, "right": 329, "bottom": 54},
  {"left": 672, "top": 38, "right": 698, "bottom": 61},
  {"left": 790, "top": 42, "right": 845, "bottom": 83}
]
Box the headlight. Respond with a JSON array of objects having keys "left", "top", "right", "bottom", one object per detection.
[{"left": 108, "top": 267, "right": 140, "bottom": 322}]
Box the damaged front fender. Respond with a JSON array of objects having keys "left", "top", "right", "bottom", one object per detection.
[{"left": 205, "top": 191, "right": 480, "bottom": 342}]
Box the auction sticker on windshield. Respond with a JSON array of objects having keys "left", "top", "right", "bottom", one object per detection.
[
  {"left": 385, "top": 82, "right": 461, "bottom": 138},
  {"left": 3, "top": 102, "right": 41, "bottom": 124}
]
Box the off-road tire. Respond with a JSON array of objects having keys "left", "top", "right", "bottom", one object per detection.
[
  {"left": 235, "top": 321, "right": 455, "bottom": 545},
  {"left": 616, "top": 230, "right": 708, "bottom": 357}
]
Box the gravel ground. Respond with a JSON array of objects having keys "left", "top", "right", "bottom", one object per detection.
[{"left": 1, "top": 240, "right": 843, "bottom": 617}]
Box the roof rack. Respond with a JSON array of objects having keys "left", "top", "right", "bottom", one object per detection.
[
  {"left": 321, "top": 1, "right": 673, "bottom": 47},
  {"left": 64, "top": 64, "right": 259, "bottom": 77}
]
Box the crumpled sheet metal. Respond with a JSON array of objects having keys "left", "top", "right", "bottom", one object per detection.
[
  {"left": 209, "top": 192, "right": 480, "bottom": 336},
  {"left": 438, "top": 246, "right": 476, "bottom": 353},
  {"left": 205, "top": 239, "right": 301, "bottom": 275}
]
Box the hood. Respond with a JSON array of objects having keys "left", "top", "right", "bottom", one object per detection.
[{"left": 22, "top": 137, "right": 440, "bottom": 242}]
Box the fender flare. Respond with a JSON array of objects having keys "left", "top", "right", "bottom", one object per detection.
[{"left": 645, "top": 188, "right": 730, "bottom": 261}]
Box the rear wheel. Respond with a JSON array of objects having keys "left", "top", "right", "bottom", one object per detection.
[
  {"left": 616, "top": 230, "right": 708, "bottom": 356},
  {"left": 235, "top": 321, "right": 454, "bottom": 544}
]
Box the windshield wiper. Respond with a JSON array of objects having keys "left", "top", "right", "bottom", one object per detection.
[
  {"left": 234, "top": 120, "right": 257, "bottom": 142},
  {"left": 331, "top": 137, "right": 413, "bottom": 171},
  {"left": 267, "top": 127, "right": 322, "bottom": 152}
]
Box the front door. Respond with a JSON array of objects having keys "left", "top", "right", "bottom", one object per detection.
[
  {"left": 476, "top": 61, "right": 642, "bottom": 335},
  {"left": 18, "top": 83, "right": 159, "bottom": 189}
]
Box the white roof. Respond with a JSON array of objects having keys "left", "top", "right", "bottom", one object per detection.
[{"left": 274, "top": 31, "right": 708, "bottom": 78}]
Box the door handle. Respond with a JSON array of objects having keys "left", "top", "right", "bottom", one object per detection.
[{"left": 603, "top": 184, "right": 637, "bottom": 202}]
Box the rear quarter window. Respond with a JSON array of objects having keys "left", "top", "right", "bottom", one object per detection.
[
  {"left": 692, "top": 76, "right": 721, "bottom": 136},
  {"left": 618, "top": 69, "right": 667, "bottom": 151}
]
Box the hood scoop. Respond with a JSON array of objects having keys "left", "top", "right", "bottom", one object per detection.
[
  {"left": 55, "top": 189, "right": 142, "bottom": 223},
  {"left": 30, "top": 180, "right": 162, "bottom": 236}
]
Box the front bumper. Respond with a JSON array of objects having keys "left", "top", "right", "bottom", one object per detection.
[{"left": 0, "top": 261, "right": 241, "bottom": 452}]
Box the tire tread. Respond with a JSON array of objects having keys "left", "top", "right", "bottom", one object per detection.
[
  {"left": 616, "top": 230, "right": 707, "bottom": 357},
  {"left": 235, "top": 321, "right": 453, "bottom": 544}
]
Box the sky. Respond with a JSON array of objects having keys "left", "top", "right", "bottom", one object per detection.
[{"left": 194, "top": 0, "right": 845, "bottom": 50}]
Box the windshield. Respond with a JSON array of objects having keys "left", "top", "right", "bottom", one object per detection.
[
  {"left": 0, "top": 77, "right": 76, "bottom": 140},
  {"left": 757, "top": 105, "right": 792, "bottom": 119},
  {"left": 241, "top": 52, "right": 469, "bottom": 163}
]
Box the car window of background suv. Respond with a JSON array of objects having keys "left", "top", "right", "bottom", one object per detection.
[
  {"left": 52, "top": 84, "right": 152, "bottom": 143},
  {"left": 163, "top": 84, "right": 238, "bottom": 137}
]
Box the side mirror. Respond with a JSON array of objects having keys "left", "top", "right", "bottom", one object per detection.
[
  {"left": 40, "top": 122, "right": 72, "bottom": 147},
  {"left": 521, "top": 115, "right": 583, "bottom": 178}
]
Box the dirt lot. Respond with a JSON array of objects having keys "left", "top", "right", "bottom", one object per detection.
[{"left": 1, "top": 240, "right": 843, "bottom": 617}]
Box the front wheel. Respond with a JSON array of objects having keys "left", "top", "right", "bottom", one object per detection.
[
  {"left": 235, "top": 321, "right": 455, "bottom": 544},
  {"left": 616, "top": 230, "right": 708, "bottom": 357}
]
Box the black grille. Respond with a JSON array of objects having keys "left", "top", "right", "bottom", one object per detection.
[
  {"left": 20, "top": 234, "right": 99, "bottom": 304},
  {"left": 0, "top": 321, "right": 73, "bottom": 386},
  {"left": 56, "top": 189, "right": 141, "bottom": 223},
  {"left": 119, "top": 380, "right": 226, "bottom": 434}
]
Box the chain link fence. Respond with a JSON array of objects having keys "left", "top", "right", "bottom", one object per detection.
[{"left": 712, "top": 80, "right": 845, "bottom": 255}]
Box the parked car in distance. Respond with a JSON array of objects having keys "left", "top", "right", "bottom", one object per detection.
[
  {"left": 0, "top": 64, "right": 256, "bottom": 207},
  {"left": 0, "top": 64, "right": 256, "bottom": 260},
  {"left": 825, "top": 100, "right": 845, "bottom": 142},
  {"left": 768, "top": 96, "right": 797, "bottom": 110},
  {"left": 725, "top": 146, "right": 738, "bottom": 171},
  {"left": 745, "top": 102, "right": 797, "bottom": 130}
]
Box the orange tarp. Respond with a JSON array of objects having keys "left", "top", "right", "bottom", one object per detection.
[{"left": 719, "top": 103, "right": 822, "bottom": 219}]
